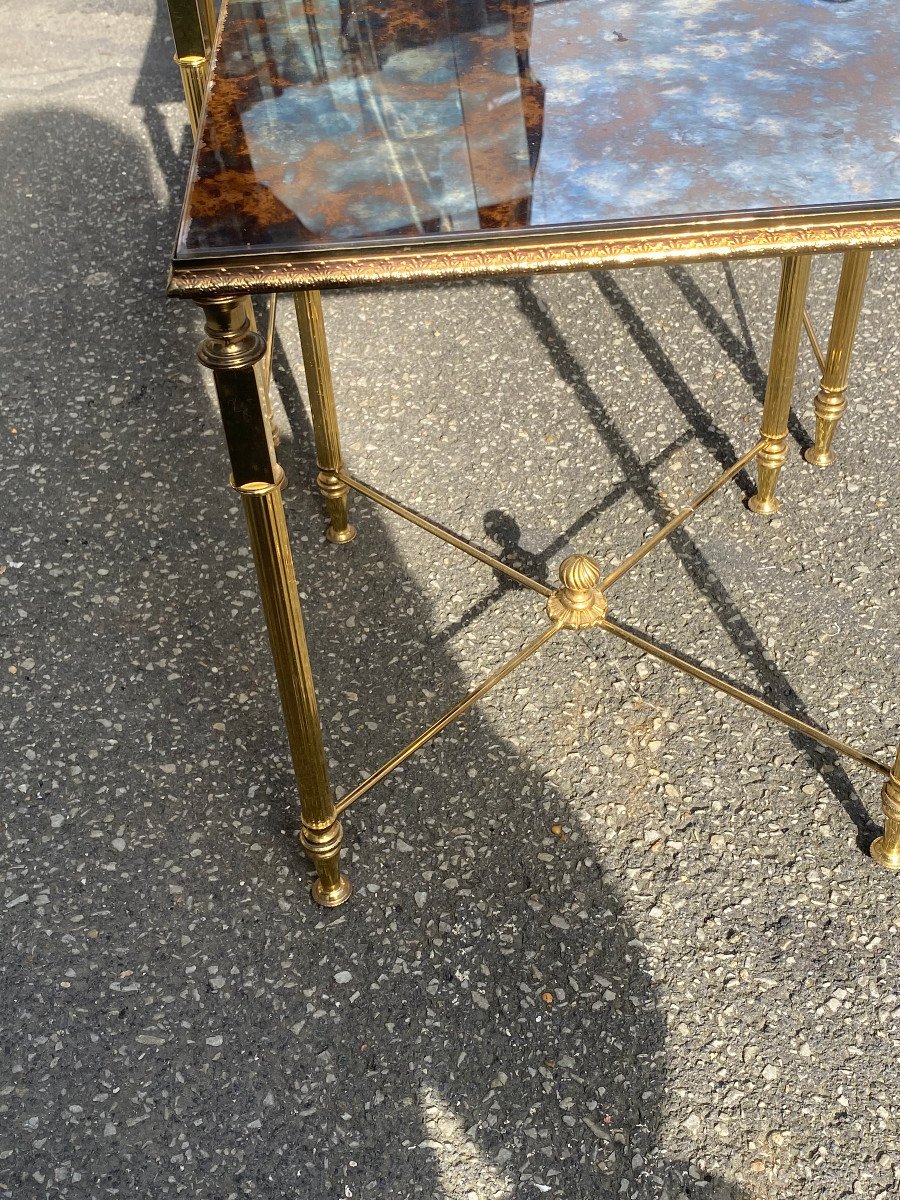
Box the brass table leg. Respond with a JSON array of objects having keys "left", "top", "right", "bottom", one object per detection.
[
  {"left": 871, "top": 744, "right": 900, "bottom": 870},
  {"left": 165, "top": 0, "right": 210, "bottom": 136},
  {"left": 749, "top": 254, "right": 812, "bottom": 515},
  {"left": 198, "top": 296, "right": 351, "bottom": 906},
  {"left": 293, "top": 290, "right": 357, "bottom": 545},
  {"left": 804, "top": 249, "right": 871, "bottom": 468}
]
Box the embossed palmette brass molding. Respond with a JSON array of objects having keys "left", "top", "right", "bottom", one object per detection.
[{"left": 169, "top": 208, "right": 900, "bottom": 296}]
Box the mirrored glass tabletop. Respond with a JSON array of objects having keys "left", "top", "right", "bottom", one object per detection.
[{"left": 174, "top": 0, "right": 900, "bottom": 272}]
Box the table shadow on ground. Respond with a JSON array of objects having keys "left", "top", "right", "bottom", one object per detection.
[{"left": 0, "top": 101, "right": 765, "bottom": 1199}]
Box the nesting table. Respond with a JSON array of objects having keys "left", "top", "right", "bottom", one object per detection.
[{"left": 167, "top": 0, "right": 900, "bottom": 904}]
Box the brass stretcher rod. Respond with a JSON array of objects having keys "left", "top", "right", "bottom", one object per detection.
[
  {"left": 334, "top": 622, "right": 561, "bottom": 816},
  {"left": 339, "top": 443, "right": 887, "bottom": 803},
  {"left": 802, "top": 308, "right": 826, "bottom": 374},
  {"left": 343, "top": 441, "right": 760, "bottom": 603},
  {"left": 339, "top": 470, "right": 554, "bottom": 597},
  {"left": 262, "top": 292, "right": 277, "bottom": 405},
  {"left": 600, "top": 617, "right": 891, "bottom": 778},
  {"left": 600, "top": 440, "right": 765, "bottom": 592}
]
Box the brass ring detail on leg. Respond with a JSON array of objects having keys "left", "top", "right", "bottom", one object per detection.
[
  {"left": 300, "top": 821, "right": 352, "bottom": 906},
  {"left": 230, "top": 465, "right": 286, "bottom": 495}
]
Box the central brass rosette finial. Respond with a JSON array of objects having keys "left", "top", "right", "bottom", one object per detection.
[{"left": 546, "top": 554, "right": 608, "bottom": 628}]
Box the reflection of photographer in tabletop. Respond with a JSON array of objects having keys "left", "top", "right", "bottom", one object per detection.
[{"left": 229, "top": 0, "right": 546, "bottom": 239}]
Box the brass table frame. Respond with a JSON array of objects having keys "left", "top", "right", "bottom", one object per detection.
[{"left": 167, "top": 0, "right": 900, "bottom": 906}]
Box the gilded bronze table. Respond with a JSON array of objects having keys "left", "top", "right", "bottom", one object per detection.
[{"left": 167, "top": 0, "right": 900, "bottom": 905}]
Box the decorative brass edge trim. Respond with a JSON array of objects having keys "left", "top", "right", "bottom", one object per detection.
[{"left": 168, "top": 215, "right": 900, "bottom": 297}]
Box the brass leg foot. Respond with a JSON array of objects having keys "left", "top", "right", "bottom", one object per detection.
[
  {"left": 747, "top": 436, "right": 787, "bottom": 515},
  {"left": 301, "top": 820, "right": 352, "bottom": 905},
  {"left": 748, "top": 255, "right": 811, "bottom": 516},
  {"left": 870, "top": 834, "right": 900, "bottom": 871},
  {"left": 803, "top": 408, "right": 838, "bottom": 468},
  {"left": 318, "top": 469, "right": 357, "bottom": 544},
  {"left": 326, "top": 527, "right": 357, "bottom": 546},
  {"left": 747, "top": 496, "right": 780, "bottom": 516},
  {"left": 803, "top": 444, "right": 835, "bottom": 468},
  {"left": 803, "top": 249, "right": 870, "bottom": 471},
  {"left": 326, "top": 526, "right": 357, "bottom": 546},
  {"left": 312, "top": 874, "right": 353, "bottom": 906},
  {"left": 871, "top": 747, "right": 900, "bottom": 870}
]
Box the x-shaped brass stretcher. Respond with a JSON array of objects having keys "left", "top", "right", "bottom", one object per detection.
[{"left": 331, "top": 456, "right": 897, "bottom": 853}]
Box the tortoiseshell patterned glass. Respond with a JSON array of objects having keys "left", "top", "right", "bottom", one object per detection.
[{"left": 177, "top": 0, "right": 900, "bottom": 258}]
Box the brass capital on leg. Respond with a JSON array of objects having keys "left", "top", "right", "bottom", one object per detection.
[
  {"left": 199, "top": 296, "right": 351, "bottom": 906},
  {"left": 871, "top": 745, "right": 900, "bottom": 871},
  {"left": 294, "top": 290, "right": 357, "bottom": 545},
  {"left": 749, "top": 254, "right": 812, "bottom": 516},
  {"left": 804, "top": 249, "right": 871, "bottom": 469}
]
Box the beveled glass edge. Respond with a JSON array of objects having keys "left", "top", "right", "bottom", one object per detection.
[{"left": 169, "top": 203, "right": 900, "bottom": 297}]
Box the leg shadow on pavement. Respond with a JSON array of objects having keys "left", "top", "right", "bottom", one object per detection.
[
  {"left": 132, "top": 0, "right": 191, "bottom": 208},
  {"left": 510, "top": 277, "right": 878, "bottom": 850},
  {"left": 0, "top": 106, "right": 749, "bottom": 1199},
  {"left": 662, "top": 265, "right": 812, "bottom": 457}
]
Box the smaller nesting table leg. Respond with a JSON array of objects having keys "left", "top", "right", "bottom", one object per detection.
[
  {"left": 198, "top": 296, "right": 352, "bottom": 906},
  {"left": 293, "top": 290, "right": 357, "bottom": 545},
  {"left": 749, "top": 254, "right": 812, "bottom": 516},
  {"left": 804, "top": 249, "right": 871, "bottom": 469},
  {"left": 166, "top": 0, "right": 209, "bottom": 137}
]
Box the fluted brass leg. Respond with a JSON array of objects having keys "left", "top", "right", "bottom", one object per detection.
[
  {"left": 239, "top": 476, "right": 350, "bottom": 904},
  {"left": 871, "top": 745, "right": 900, "bottom": 871},
  {"left": 176, "top": 54, "right": 209, "bottom": 135},
  {"left": 749, "top": 255, "right": 812, "bottom": 516},
  {"left": 165, "top": 0, "right": 210, "bottom": 135},
  {"left": 198, "top": 297, "right": 351, "bottom": 906},
  {"left": 293, "top": 290, "right": 357, "bottom": 545},
  {"left": 804, "top": 249, "right": 871, "bottom": 469}
]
